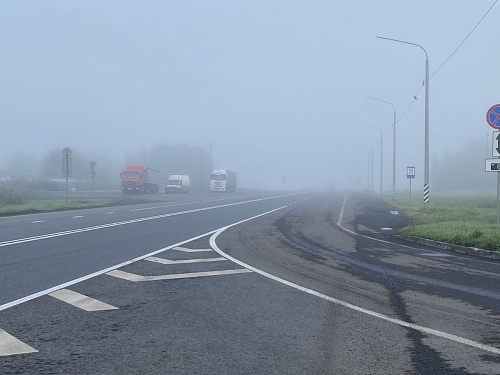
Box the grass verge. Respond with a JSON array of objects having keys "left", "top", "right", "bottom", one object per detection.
[
  {"left": 0, "top": 197, "right": 107, "bottom": 216},
  {"left": 386, "top": 194, "right": 500, "bottom": 252}
]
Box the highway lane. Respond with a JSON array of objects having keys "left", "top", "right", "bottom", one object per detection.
[
  {"left": 0, "top": 191, "right": 310, "bottom": 307},
  {"left": 0, "top": 190, "right": 283, "bottom": 243},
  {"left": 1, "top": 191, "right": 499, "bottom": 374}
]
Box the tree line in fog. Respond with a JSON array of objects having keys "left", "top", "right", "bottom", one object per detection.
[{"left": 0, "top": 143, "right": 213, "bottom": 191}]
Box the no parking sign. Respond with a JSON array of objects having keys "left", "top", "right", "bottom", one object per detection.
[{"left": 486, "top": 104, "right": 500, "bottom": 129}]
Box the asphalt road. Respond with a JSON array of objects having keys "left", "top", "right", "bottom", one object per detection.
[{"left": 1, "top": 190, "right": 499, "bottom": 374}]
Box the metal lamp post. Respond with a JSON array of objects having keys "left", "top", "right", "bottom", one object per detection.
[
  {"left": 367, "top": 96, "right": 396, "bottom": 200},
  {"left": 364, "top": 124, "right": 383, "bottom": 195},
  {"left": 376, "top": 36, "right": 430, "bottom": 210}
]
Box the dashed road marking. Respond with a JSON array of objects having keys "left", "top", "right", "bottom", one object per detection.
[
  {"left": 72, "top": 216, "right": 84, "bottom": 219},
  {"left": 0, "top": 329, "right": 38, "bottom": 357},
  {"left": 106, "top": 268, "right": 252, "bottom": 282},
  {"left": 145, "top": 256, "right": 226, "bottom": 265},
  {"left": 31, "top": 220, "right": 46, "bottom": 223},
  {"left": 49, "top": 289, "right": 118, "bottom": 311},
  {"left": 105, "top": 212, "right": 114, "bottom": 215},
  {"left": 173, "top": 246, "right": 213, "bottom": 253}
]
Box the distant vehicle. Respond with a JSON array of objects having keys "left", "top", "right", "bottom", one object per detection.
[
  {"left": 210, "top": 169, "right": 237, "bottom": 192},
  {"left": 165, "top": 175, "right": 190, "bottom": 194},
  {"left": 120, "top": 165, "right": 160, "bottom": 194}
]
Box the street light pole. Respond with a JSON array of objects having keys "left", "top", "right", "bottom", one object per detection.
[
  {"left": 364, "top": 124, "right": 383, "bottom": 195},
  {"left": 367, "top": 96, "right": 396, "bottom": 200},
  {"left": 376, "top": 36, "right": 430, "bottom": 210}
]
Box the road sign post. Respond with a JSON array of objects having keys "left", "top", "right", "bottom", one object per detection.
[
  {"left": 407, "top": 166, "right": 415, "bottom": 202},
  {"left": 62, "top": 148, "right": 72, "bottom": 204},
  {"left": 89, "top": 161, "right": 96, "bottom": 194},
  {"left": 485, "top": 104, "right": 500, "bottom": 228}
]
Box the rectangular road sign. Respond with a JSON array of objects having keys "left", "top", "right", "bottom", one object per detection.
[
  {"left": 407, "top": 166, "right": 415, "bottom": 179},
  {"left": 485, "top": 158, "right": 500, "bottom": 172},
  {"left": 493, "top": 131, "right": 500, "bottom": 157}
]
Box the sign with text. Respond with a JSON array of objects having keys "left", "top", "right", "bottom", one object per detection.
[
  {"left": 485, "top": 159, "right": 500, "bottom": 172},
  {"left": 407, "top": 166, "right": 415, "bottom": 179}
]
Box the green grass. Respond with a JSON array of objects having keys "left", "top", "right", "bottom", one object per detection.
[
  {"left": 386, "top": 194, "right": 500, "bottom": 252},
  {"left": 0, "top": 196, "right": 107, "bottom": 216}
]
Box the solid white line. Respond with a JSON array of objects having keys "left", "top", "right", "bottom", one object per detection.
[
  {"left": 31, "top": 220, "right": 46, "bottom": 224},
  {"left": 0, "top": 329, "right": 38, "bottom": 356},
  {"left": 145, "top": 256, "right": 226, "bottom": 265},
  {"left": 337, "top": 193, "right": 347, "bottom": 226},
  {"left": 420, "top": 253, "right": 452, "bottom": 257},
  {"left": 0, "top": 193, "right": 301, "bottom": 248},
  {"left": 127, "top": 196, "right": 251, "bottom": 212},
  {"left": 173, "top": 247, "right": 213, "bottom": 253},
  {"left": 49, "top": 289, "right": 118, "bottom": 311},
  {"left": 106, "top": 268, "right": 251, "bottom": 282},
  {"left": 209, "top": 207, "right": 500, "bottom": 356}
]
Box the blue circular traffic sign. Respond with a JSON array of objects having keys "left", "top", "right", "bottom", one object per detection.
[{"left": 487, "top": 104, "right": 500, "bottom": 129}]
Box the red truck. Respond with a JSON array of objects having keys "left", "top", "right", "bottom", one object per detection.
[{"left": 120, "top": 165, "right": 161, "bottom": 194}]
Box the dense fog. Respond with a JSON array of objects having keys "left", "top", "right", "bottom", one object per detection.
[{"left": 1, "top": 1, "right": 499, "bottom": 193}]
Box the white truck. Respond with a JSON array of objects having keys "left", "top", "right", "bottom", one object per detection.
[
  {"left": 210, "top": 169, "right": 237, "bottom": 192},
  {"left": 165, "top": 175, "right": 190, "bottom": 193}
]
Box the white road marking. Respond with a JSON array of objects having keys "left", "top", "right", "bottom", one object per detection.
[
  {"left": 31, "top": 220, "right": 46, "bottom": 223},
  {"left": 49, "top": 289, "right": 118, "bottom": 311},
  {"left": 145, "top": 256, "right": 226, "bottom": 265},
  {"left": 420, "top": 253, "right": 452, "bottom": 257},
  {"left": 173, "top": 246, "right": 213, "bottom": 253},
  {"left": 389, "top": 210, "right": 399, "bottom": 215},
  {"left": 105, "top": 212, "right": 114, "bottom": 215},
  {"left": 0, "top": 198, "right": 305, "bottom": 313},
  {"left": 127, "top": 196, "right": 246, "bottom": 212},
  {"left": 0, "top": 229, "right": 219, "bottom": 311},
  {"left": 106, "top": 268, "right": 251, "bottom": 282},
  {"left": 72, "top": 216, "right": 84, "bottom": 219},
  {"left": 0, "top": 193, "right": 300, "bottom": 248},
  {"left": 337, "top": 194, "right": 347, "bottom": 226},
  {"left": 208, "top": 202, "right": 500, "bottom": 356},
  {"left": 0, "top": 329, "right": 38, "bottom": 357},
  {"left": 381, "top": 227, "right": 393, "bottom": 231}
]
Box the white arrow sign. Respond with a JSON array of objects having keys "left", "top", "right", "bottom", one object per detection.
[{"left": 493, "top": 131, "right": 500, "bottom": 157}]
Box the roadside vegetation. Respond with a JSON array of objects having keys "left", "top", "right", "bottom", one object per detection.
[
  {"left": 387, "top": 193, "right": 500, "bottom": 252},
  {"left": 0, "top": 178, "right": 108, "bottom": 215},
  {"left": 0, "top": 195, "right": 106, "bottom": 216}
]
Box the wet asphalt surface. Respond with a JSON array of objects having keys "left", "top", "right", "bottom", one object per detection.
[{"left": 1, "top": 191, "right": 499, "bottom": 374}]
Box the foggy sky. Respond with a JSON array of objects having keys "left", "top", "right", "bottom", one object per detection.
[{"left": 1, "top": 1, "right": 498, "bottom": 190}]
